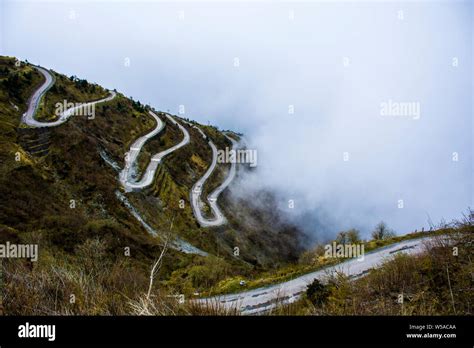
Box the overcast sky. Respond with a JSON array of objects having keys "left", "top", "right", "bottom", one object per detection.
[{"left": 1, "top": 0, "right": 472, "bottom": 241}]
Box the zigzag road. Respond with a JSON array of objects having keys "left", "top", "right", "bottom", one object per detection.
[
  {"left": 22, "top": 66, "right": 116, "bottom": 127},
  {"left": 23, "top": 65, "right": 238, "bottom": 252},
  {"left": 119, "top": 112, "right": 190, "bottom": 192},
  {"left": 189, "top": 124, "right": 238, "bottom": 227},
  {"left": 207, "top": 136, "right": 238, "bottom": 219},
  {"left": 22, "top": 65, "right": 206, "bottom": 255},
  {"left": 116, "top": 112, "right": 210, "bottom": 255}
]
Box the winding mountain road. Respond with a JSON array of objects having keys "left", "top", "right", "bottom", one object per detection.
[
  {"left": 201, "top": 236, "right": 437, "bottom": 314},
  {"left": 190, "top": 131, "right": 237, "bottom": 227},
  {"left": 22, "top": 66, "right": 116, "bottom": 127},
  {"left": 119, "top": 110, "right": 165, "bottom": 189},
  {"left": 100, "top": 143, "right": 208, "bottom": 256},
  {"left": 22, "top": 63, "right": 234, "bottom": 253},
  {"left": 208, "top": 136, "right": 238, "bottom": 209},
  {"left": 22, "top": 64, "right": 206, "bottom": 256},
  {"left": 119, "top": 112, "right": 190, "bottom": 192}
]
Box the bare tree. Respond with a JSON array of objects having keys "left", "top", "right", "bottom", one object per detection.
[
  {"left": 371, "top": 221, "right": 395, "bottom": 240},
  {"left": 146, "top": 237, "right": 170, "bottom": 301},
  {"left": 132, "top": 216, "right": 176, "bottom": 315},
  {"left": 336, "top": 228, "right": 361, "bottom": 244},
  {"left": 146, "top": 216, "right": 175, "bottom": 300}
]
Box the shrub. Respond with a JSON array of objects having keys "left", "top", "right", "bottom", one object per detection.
[
  {"left": 371, "top": 221, "right": 395, "bottom": 240},
  {"left": 306, "top": 279, "right": 330, "bottom": 306}
]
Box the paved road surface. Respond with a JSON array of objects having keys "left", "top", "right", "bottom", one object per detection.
[
  {"left": 190, "top": 131, "right": 238, "bottom": 227},
  {"left": 206, "top": 135, "right": 238, "bottom": 225},
  {"left": 120, "top": 112, "right": 190, "bottom": 192},
  {"left": 22, "top": 66, "right": 116, "bottom": 127},
  {"left": 201, "top": 236, "right": 436, "bottom": 314}
]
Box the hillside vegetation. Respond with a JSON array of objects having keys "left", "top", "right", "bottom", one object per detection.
[{"left": 0, "top": 56, "right": 304, "bottom": 314}]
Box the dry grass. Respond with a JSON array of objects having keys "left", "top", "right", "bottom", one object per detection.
[
  {"left": 128, "top": 292, "right": 239, "bottom": 316},
  {"left": 1, "top": 235, "right": 237, "bottom": 316}
]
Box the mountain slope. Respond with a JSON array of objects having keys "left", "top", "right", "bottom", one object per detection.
[{"left": 0, "top": 56, "right": 305, "bottom": 314}]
